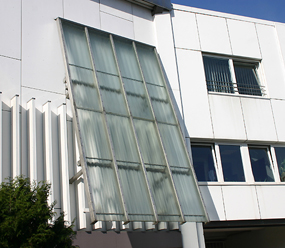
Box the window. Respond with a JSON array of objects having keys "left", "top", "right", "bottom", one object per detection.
[
  {"left": 203, "top": 55, "right": 263, "bottom": 96},
  {"left": 234, "top": 62, "right": 262, "bottom": 96},
  {"left": 219, "top": 145, "right": 245, "bottom": 182},
  {"left": 274, "top": 147, "right": 285, "bottom": 182},
  {"left": 248, "top": 147, "right": 274, "bottom": 182},
  {"left": 59, "top": 19, "right": 207, "bottom": 223},
  {"left": 191, "top": 145, "right": 217, "bottom": 182}
]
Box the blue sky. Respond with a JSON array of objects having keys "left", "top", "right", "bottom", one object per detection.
[{"left": 171, "top": 0, "right": 285, "bottom": 23}]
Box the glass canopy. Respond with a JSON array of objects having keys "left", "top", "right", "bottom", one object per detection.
[{"left": 58, "top": 19, "right": 207, "bottom": 223}]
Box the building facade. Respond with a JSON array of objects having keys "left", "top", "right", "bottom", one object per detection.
[{"left": 1, "top": 0, "right": 285, "bottom": 247}]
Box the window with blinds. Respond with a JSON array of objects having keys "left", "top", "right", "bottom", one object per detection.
[
  {"left": 203, "top": 55, "right": 263, "bottom": 96},
  {"left": 58, "top": 19, "right": 207, "bottom": 224}
]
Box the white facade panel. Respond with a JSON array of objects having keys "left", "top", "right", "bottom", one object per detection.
[
  {"left": 43, "top": 101, "right": 55, "bottom": 207},
  {"left": 227, "top": 19, "right": 261, "bottom": 59},
  {"left": 196, "top": 14, "right": 232, "bottom": 55},
  {"left": 241, "top": 97, "right": 277, "bottom": 142},
  {"left": 256, "top": 24, "right": 285, "bottom": 99},
  {"left": 100, "top": 0, "right": 132, "bottom": 21},
  {"left": 176, "top": 48, "right": 213, "bottom": 139},
  {"left": 35, "top": 107, "right": 45, "bottom": 182},
  {"left": 63, "top": 0, "right": 100, "bottom": 28},
  {"left": 154, "top": 12, "right": 180, "bottom": 90},
  {"left": 222, "top": 186, "right": 260, "bottom": 220},
  {"left": 50, "top": 110, "right": 62, "bottom": 215},
  {"left": 275, "top": 23, "right": 285, "bottom": 68},
  {"left": 100, "top": 11, "right": 134, "bottom": 39},
  {"left": 256, "top": 186, "right": 285, "bottom": 219},
  {"left": 58, "top": 104, "right": 71, "bottom": 223},
  {"left": 22, "top": 0, "right": 65, "bottom": 94},
  {"left": 133, "top": 5, "right": 156, "bottom": 45},
  {"left": 0, "top": 56, "right": 20, "bottom": 107},
  {"left": 0, "top": 0, "right": 21, "bottom": 59},
  {"left": 270, "top": 99, "right": 285, "bottom": 142},
  {"left": 172, "top": 10, "right": 200, "bottom": 50},
  {"left": 199, "top": 186, "right": 226, "bottom": 221},
  {"left": 208, "top": 94, "right": 247, "bottom": 141},
  {"left": 27, "top": 98, "right": 37, "bottom": 183}
]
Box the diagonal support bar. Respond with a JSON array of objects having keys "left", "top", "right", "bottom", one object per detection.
[{"left": 69, "top": 169, "right": 83, "bottom": 184}]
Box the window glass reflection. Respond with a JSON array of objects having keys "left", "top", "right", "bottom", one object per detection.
[
  {"left": 249, "top": 147, "right": 274, "bottom": 182},
  {"left": 220, "top": 145, "right": 245, "bottom": 182},
  {"left": 191, "top": 145, "right": 217, "bottom": 182},
  {"left": 274, "top": 147, "right": 285, "bottom": 182}
]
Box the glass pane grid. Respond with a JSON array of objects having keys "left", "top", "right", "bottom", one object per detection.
[{"left": 61, "top": 19, "right": 206, "bottom": 223}]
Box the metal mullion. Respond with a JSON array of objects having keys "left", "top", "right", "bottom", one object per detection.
[
  {"left": 104, "top": 111, "right": 129, "bottom": 119},
  {"left": 110, "top": 35, "right": 158, "bottom": 223},
  {"left": 57, "top": 18, "right": 98, "bottom": 223},
  {"left": 69, "top": 63, "right": 93, "bottom": 71},
  {"left": 157, "top": 120, "right": 177, "bottom": 126},
  {"left": 121, "top": 75, "right": 142, "bottom": 83},
  {"left": 134, "top": 43, "right": 185, "bottom": 223},
  {"left": 229, "top": 59, "right": 239, "bottom": 94},
  {"left": 154, "top": 48, "right": 209, "bottom": 222},
  {"left": 132, "top": 115, "right": 154, "bottom": 122},
  {"left": 145, "top": 81, "right": 164, "bottom": 88},
  {"left": 85, "top": 28, "right": 130, "bottom": 223},
  {"left": 96, "top": 70, "right": 121, "bottom": 78}
]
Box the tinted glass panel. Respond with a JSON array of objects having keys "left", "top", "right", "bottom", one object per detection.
[
  {"left": 249, "top": 147, "right": 274, "bottom": 182},
  {"left": 62, "top": 23, "right": 92, "bottom": 68},
  {"left": 133, "top": 119, "right": 165, "bottom": 165},
  {"left": 146, "top": 84, "right": 175, "bottom": 124},
  {"left": 124, "top": 79, "right": 153, "bottom": 120},
  {"left": 220, "top": 145, "right": 245, "bottom": 182},
  {"left": 136, "top": 45, "right": 164, "bottom": 86},
  {"left": 89, "top": 31, "right": 118, "bottom": 74},
  {"left": 145, "top": 164, "right": 181, "bottom": 222},
  {"left": 158, "top": 124, "right": 188, "bottom": 168},
  {"left": 117, "top": 162, "right": 154, "bottom": 221},
  {"left": 87, "top": 159, "right": 124, "bottom": 221},
  {"left": 171, "top": 168, "right": 205, "bottom": 221},
  {"left": 191, "top": 145, "right": 217, "bottom": 182},
  {"left": 97, "top": 72, "right": 127, "bottom": 115},
  {"left": 77, "top": 110, "right": 111, "bottom": 159},
  {"left": 274, "top": 147, "right": 285, "bottom": 182},
  {"left": 106, "top": 114, "right": 140, "bottom": 163}
]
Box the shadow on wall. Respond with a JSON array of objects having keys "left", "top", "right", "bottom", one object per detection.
[
  {"left": 199, "top": 186, "right": 220, "bottom": 221},
  {"left": 225, "top": 226, "right": 285, "bottom": 248},
  {"left": 91, "top": 0, "right": 154, "bottom": 21},
  {"left": 158, "top": 55, "right": 186, "bottom": 136},
  {"left": 73, "top": 230, "right": 182, "bottom": 248}
]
